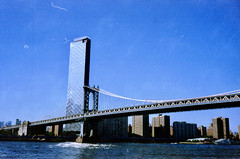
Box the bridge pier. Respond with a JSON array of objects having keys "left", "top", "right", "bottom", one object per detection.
[
  {"left": 12, "top": 128, "right": 18, "bottom": 135},
  {"left": 76, "top": 116, "right": 128, "bottom": 143},
  {"left": 18, "top": 121, "right": 30, "bottom": 136},
  {"left": 30, "top": 125, "right": 46, "bottom": 136}
]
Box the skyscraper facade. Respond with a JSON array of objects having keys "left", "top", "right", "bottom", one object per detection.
[
  {"left": 66, "top": 36, "right": 91, "bottom": 116},
  {"left": 152, "top": 114, "right": 170, "bottom": 138},
  {"left": 212, "top": 117, "right": 229, "bottom": 139},
  {"left": 207, "top": 123, "right": 213, "bottom": 137},
  {"left": 65, "top": 37, "right": 91, "bottom": 131},
  {"left": 222, "top": 118, "right": 229, "bottom": 139},
  {"left": 198, "top": 125, "right": 207, "bottom": 137},
  {"left": 0, "top": 121, "right": 4, "bottom": 128},
  {"left": 132, "top": 115, "right": 149, "bottom": 137},
  {"left": 173, "top": 121, "right": 198, "bottom": 139},
  {"left": 16, "top": 119, "right": 21, "bottom": 125},
  {"left": 5, "top": 121, "right": 12, "bottom": 127},
  {"left": 239, "top": 125, "right": 240, "bottom": 140}
]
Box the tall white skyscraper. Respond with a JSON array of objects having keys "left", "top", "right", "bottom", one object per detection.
[{"left": 65, "top": 36, "right": 91, "bottom": 131}]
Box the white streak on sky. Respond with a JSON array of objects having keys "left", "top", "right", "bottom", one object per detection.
[{"left": 51, "top": 2, "right": 67, "bottom": 11}]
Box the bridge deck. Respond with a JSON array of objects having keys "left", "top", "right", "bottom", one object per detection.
[{"left": 2, "top": 93, "right": 240, "bottom": 129}]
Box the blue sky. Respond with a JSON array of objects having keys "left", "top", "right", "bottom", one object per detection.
[{"left": 0, "top": 0, "right": 240, "bottom": 132}]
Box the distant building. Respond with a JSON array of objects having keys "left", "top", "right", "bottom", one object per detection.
[
  {"left": 173, "top": 122, "right": 198, "bottom": 139},
  {"left": 5, "top": 121, "right": 12, "bottom": 127},
  {"left": 16, "top": 119, "right": 21, "bottom": 125},
  {"left": 212, "top": 117, "right": 229, "bottom": 139},
  {"left": 170, "top": 126, "right": 173, "bottom": 136},
  {"left": 239, "top": 125, "right": 240, "bottom": 140},
  {"left": 187, "top": 123, "right": 198, "bottom": 138},
  {"left": 222, "top": 118, "right": 229, "bottom": 139},
  {"left": 207, "top": 123, "right": 213, "bottom": 137},
  {"left": 173, "top": 122, "right": 186, "bottom": 139},
  {"left": 132, "top": 114, "right": 149, "bottom": 137},
  {"left": 0, "top": 121, "right": 4, "bottom": 128},
  {"left": 198, "top": 125, "right": 207, "bottom": 137},
  {"left": 152, "top": 114, "right": 170, "bottom": 138}
]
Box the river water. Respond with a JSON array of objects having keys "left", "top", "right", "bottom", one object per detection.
[{"left": 0, "top": 141, "right": 240, "bottom": 159}]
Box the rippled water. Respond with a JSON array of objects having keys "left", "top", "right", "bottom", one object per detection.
[{"left": 0, "top": 141, "right": 240, "bottom": 159}]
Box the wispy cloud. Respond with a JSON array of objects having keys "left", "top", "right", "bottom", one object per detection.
[
  {"left": 24, "top": 44, "right": 29, "bottom": 49},
  {"left": 51, "top": 2, "right": 67, "bottom": 11}
]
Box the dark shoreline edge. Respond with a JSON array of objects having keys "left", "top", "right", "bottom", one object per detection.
[
  {"left": 1, "top": 135, "right": 240, "bottom": 145},
  {"left": 0, "top": 135, "right": 77, "bottom": 142}
]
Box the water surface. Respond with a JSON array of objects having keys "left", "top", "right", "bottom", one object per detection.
[{"left": 0, "top": 141, "right": 240, "bottom": 158}]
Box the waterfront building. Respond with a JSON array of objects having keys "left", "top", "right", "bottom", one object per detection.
[
  {"left": 207, "top": 123, "right": 213, "bottom": 137},
  {"left": 222, "top": 118, "right": 229, "bottom": 139},
  {"left": 0, "top": 121, "right": 4, "bottom": 128},
  {"left": 16, "top": 119, "right": 21, "bottom": 125},
  {"left": 65, "top": 37, "right": 91, "bottom": 131},
  {"left": 239, "top": 125, "right": 240, "bottom": 140},
  {"left": 212, "top": 117, "right": 229, "bottom": 139},
  {"left": 198, "top": 125, "right": 207, "bottom": 137},
  {"left": 132, "top": 115, "right": 149, "bottom": 137},
  {"left": 170, "top": 126, "right": 173, "bottom": 136},
  {"left": 173, "top": 122, "right": 186, "bottom": 139},
  {"left": 5, "top": 121, "right": 12, "bottom": 127},
  {"left": 152, "top": 114, "right": 170, "bottom": 138},
  {"left": 212, "top": 118, "right": 223, "bottom": 139},
  {"left": 173, "top": 122, "right": 198, "bottom": 139}
]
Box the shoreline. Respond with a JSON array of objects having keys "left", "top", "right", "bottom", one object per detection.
[
  {"left": 1, "top": 135, "right": 240, "bottom": 145},
  {"left": 0, "top": 135, "right": 77, "bottom": 142}
]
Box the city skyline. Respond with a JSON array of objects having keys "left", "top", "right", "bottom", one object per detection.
[
  {"left": 0, "top": 1, "right": 240, "bottom": 132},
  {"left": 0, "top": 115, "right": 237, "bottom": 136}
]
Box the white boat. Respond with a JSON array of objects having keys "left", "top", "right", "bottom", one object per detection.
[{"left": 213, "top": 139, "right": 231, "bottom": 145}]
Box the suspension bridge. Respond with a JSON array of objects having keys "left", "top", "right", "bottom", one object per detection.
[
  {"left": 1, "top": 36, "right": 240, "bottom": 143},
  {"left": 2, "top": 88, "right": 240, "bottom": 134}
]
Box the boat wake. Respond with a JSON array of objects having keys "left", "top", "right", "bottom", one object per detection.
[{"left": 50, "top": 142, "right": 117, "bottom": 149}]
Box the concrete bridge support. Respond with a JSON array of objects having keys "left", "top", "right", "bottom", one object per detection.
[
  {"left": 132, "top": 114, "right": 149, "bottom": 137},
  {"left": 18, "top": 121, "right": 30, "bottom": 136},
  {"left": 99, "top": 117, "right": 128, "bottom": 138},
  {"left": 77, "top": 116, "right": 128, "bottom": 143},
  {"left": 30, "top": 125, "right": 46, "bottom": 136},
  {"left": 12, "top": 128, "right": 18, "bottom": 135},
  {"left": 238, "top": 125, "right": 240, "bottom": 140}
]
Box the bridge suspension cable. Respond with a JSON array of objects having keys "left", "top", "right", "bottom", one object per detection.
[
  {"left": 41, "top": 103, "right": 66, "bottom": 120},
  {"left": 86, "top": 86, "right": 240, "bottom": 109},
  {"left": 85, "top": 86, "right": 163, "bottom": 103},
  {"left": 40, "top": 88, "right": 240, "bottom": 120},
  {"left": 210, "top": 89, "right": 240, "bottom": 96}
]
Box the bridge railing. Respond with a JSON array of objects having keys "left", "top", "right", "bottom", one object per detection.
[{"left": 84, "top": 93, "right": 240, "bottom": 116}]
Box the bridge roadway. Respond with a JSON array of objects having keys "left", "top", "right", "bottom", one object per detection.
[{"left": 1, "top": 93, "right": 240, "bottom": 130}]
